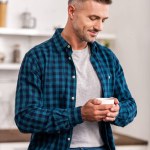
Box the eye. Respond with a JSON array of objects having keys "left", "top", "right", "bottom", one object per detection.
[
  {"left": 102, "top": 17, "right": 108, "bottom": 23},
  {"left": 102, "top": 19, "right": 106, "bottom": 23},
  {"left": 89, "top": 16, "right": 97, "bottom": 21}
]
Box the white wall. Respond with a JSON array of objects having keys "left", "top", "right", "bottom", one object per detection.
[
  {"left": 1, "top": 0, "right": 150, "bottom": 148},
  {"left": 105, "top": 0, "right": 150, "bottom": 148},
  {"left": 7, "top": 0, "right": 68, "bottom": 30}
]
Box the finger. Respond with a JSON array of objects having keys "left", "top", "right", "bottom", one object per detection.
[
  {"left": 94, "top": 109, "right": 110, "bottom": 116},
  {"left": 94, "top": 115, "right": 106, "bottom": 121},
  {"left": 114, "top": 98, "right": 119, "bottom": 105},
  {"left": 103, "top": 117, "right": 116, "bottom": 122},
  {"left": 91, "top": 99, "right": 102, "bottom": 105},
  {"left": 110, "top": 104, "right": 120, "bottom": 112},
  {"left": 107, "top": 111, "right": 119, "bottom": 118},
  {"left": 96, "top": 104, "right": 114, "bottom": 110}
]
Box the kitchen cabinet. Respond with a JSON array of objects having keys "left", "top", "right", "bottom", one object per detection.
[
  {"left": 114, "top": 132, "right": 149, "bottom": 150},
  {"left": 0, "top": 129, "right": 148, "bottom": 150}
]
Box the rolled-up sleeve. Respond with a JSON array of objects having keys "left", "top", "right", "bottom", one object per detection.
[{"left": 112, "top": 55, "right": 137, "bottom": 127}]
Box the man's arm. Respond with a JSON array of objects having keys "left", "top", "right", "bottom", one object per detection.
[
  {"left": 15, "top": 52, "right": 83, "bottom": 134},
  {"left": 111, "top": 55, "right": 137, "bottom": 127}
]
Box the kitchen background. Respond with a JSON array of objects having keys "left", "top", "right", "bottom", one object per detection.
[{"left": 0, "top": 0, "right": 150, "bottom": 150}]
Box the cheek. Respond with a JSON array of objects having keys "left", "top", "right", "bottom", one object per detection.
[
  {"left": 76, "top": 16, "right": 91, "bottom": 26},
  {"left": 84, "top": 19, "right": 96, "bottom": 29},
  {"left": 73, "top": 16, "right": 93, "bottom": 31}
]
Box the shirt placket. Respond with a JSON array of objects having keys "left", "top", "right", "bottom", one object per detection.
[{"left": 65, "top": 44, "right": 77, "bottom": 148}]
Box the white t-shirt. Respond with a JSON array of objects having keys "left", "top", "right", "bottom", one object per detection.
[{"left": 70, "top": 46, "right": 104, "bottom": 148}]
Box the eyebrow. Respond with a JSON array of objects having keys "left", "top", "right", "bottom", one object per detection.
[{"left": 89, "top": 15, "right": 109, "bottom": 20}]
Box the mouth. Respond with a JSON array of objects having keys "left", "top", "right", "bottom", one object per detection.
[{"left": 88, "top": 30, "right": 98, "bottom": 37}]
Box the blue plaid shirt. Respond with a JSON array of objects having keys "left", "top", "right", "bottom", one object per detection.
[{"left": 15, "top": 28, "right": 137, "bottom": 150}]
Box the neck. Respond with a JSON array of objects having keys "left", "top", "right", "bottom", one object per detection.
[{"left": 61, "top": 23, "right": 87, "bottom": 50}]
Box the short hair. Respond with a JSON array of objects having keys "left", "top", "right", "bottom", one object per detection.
[{"left": 68, "top": 0, "right": 112, "bottom": 5}]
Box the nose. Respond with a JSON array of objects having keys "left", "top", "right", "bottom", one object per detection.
[{"left": 94, "top": 20, "right": 103, "bottom": 31}]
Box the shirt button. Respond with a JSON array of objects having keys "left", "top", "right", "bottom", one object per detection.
[
  {"left": 71, "top": 97, "right": 75, "bottom": 100},
  {"left": 68, "top": 138, "right": 71, "bottom": 141},
  {"left": 108, "top": 75, "right": 111, "bottom": 79},
  {"left": 68, "top": 57, "right": 71, "bottom": 60},
  {"left": 67, "top": 45, "right": 70, "bottom": 48},
  {"left": 72, "top": 75, "right": 75, "bottom": 79}
]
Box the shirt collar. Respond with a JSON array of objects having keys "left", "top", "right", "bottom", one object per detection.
[
  {"left": 51, "top": 28, "right": 98, "bottom": 54},
  {"left": 51, "top": 28, "right": 69, "bottom": 53}
]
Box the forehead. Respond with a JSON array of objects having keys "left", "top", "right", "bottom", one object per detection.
[{"left": 76, "top": 1, "right": 109, "bottom": 17}]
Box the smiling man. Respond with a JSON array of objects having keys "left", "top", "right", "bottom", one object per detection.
[
  {"left": 15, "top": 0, "right": 137, "bottom": 150},
  {"left": 63, "top": 0, "right": 109, "bottom": 45}
]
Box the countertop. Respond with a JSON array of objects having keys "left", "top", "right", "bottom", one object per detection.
[{"left": 0, "top": 129, "right": 148, "bottom": 146}]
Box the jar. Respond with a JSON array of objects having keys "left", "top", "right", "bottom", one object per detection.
[
  {"left": 0, "top": 51, "right": 5, "bottom": 63},
  {"left": 12, "top": 44, "right": 21, "bottom": 63},
  {"left": 0, "top": 0, "right": 8, "bottom": 27}
]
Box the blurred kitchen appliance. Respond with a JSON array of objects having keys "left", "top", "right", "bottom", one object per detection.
[{"left": 21, "top": 11, "right": 36, "bottom": 28}]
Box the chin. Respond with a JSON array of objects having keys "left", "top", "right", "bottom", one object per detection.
[
  {"left": 88, "top": 38, "right": 96, "bottom": 43},
  {"left": 82, "top": 34, "right": 96, "bottom": 43}
]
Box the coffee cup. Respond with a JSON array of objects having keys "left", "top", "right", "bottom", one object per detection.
[{"left": 96, "top": 98, "right": 114, "bottom": 104}]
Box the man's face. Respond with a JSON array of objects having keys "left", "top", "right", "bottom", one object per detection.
[{"left": 70, "top": 1, "right": 109, "bottom": 43}]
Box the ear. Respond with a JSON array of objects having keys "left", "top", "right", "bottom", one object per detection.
[{"left": 68, "top": 5, "right": 75, "bottom": 20}]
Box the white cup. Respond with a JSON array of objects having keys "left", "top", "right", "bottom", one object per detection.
[{"left": 96, "top": 97, "right": 114, "bottom": 104}]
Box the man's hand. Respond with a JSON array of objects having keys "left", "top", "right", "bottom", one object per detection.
[
  {"left": 103, "top": 98, "right": 120, "bottom": 122},
  {"left": 81, "top": 99, "right": 114, "bottom": 122}
]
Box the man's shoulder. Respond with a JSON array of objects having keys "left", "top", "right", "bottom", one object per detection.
[
  {"left": 94, "top": 42, "right": 121, "bottom": 69},
  {"left": 25, "top": 37, "right": 55, "bottom": 60},
  {"left": 94, "top": 41, "right": 116, "bottom": 59}
]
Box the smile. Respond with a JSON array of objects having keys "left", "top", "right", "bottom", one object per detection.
[{"left": 88, "top": 31, "right": 98, "bottom": 37}]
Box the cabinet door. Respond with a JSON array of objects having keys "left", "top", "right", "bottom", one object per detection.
[{"left": 0, "top": 142, "right": 29, "bottom": 150}]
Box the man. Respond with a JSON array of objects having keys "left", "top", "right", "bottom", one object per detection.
[{"left": 15, "top": 0, "right": 137, "bottom": 150}]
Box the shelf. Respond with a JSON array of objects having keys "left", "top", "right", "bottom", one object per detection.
[
  {"left": 0, "top": 28, "right": 52, "bottom": 37},
  {"left": 0, "top": 29, "right": 116, "bottom": 71},
  {"left": 0, "top": 28, "right": 116, "bottom": 40},
  {"left": 0, "top": 63, "right": 21, "bottom": 70}
]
